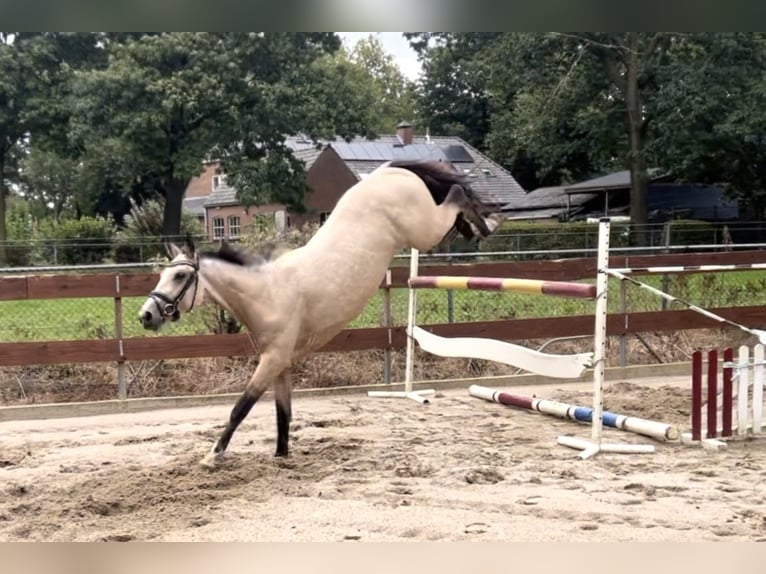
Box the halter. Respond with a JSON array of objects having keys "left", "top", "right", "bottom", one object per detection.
[{"left": 149, "top": 258, "right": 200, "bottom": 321}]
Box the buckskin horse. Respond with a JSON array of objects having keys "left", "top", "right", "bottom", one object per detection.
[{"left": 140, "top": 159, "right": 504, "bottom": 467}]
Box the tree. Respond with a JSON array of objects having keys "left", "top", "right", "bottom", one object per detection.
[
  {"left": 0, "top": 32, "right": 108, "bottom": 264},
  {"left": 347, "top": 34, "right": 417, "bottom": 133},
  {"left": 649, "top": 33, "right": 766, "bottom": 218},
  {"left": 69, "top": 33, "right": 374, "bottom": 239},
  {"left": 18, "top": 148, "right": 82, "bottom": 221},
  {"left": 0, "top": 32, "right": 40, "bottom": 265},
  {"left": 405, "top": 33, "right": 500, "bottom": 149},
  {"left": 484, "top": 33, "right": 624, "bottom": 190},
  {"left": 482, "top": 33, "right": 671, "bottom": 243}
]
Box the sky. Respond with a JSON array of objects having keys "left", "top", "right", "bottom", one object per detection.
[{"left": 339, "top": 32, "right": 422, "bottom": 80}]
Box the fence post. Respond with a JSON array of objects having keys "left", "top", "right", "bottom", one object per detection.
[
  {"left": 660, "top": 221, "right": 671, "bottom": 311},
  {"left": 114, "top": 274, "right": 127, "bottom": 399},
  {"left": 382, "top": 269, "right": 392, "bottom": 385},
  {"left": 446, "top": 246, "right": 454, "bottom": 323},
  {"left": 619, "top": 278, "right": 627, "bottom": 367}
]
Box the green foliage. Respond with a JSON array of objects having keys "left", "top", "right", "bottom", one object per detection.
[
  {"left": 18, "top": 148, "right": 84, "bottom": 221},
  {"left": 0, "top": 33, "right": 108, "bottom": 263},
  {"left": 478, "top": 221, "right": 632, "bottom": 258},
  {"left": 113, "top": 197, "right": 205, "bottom": 263},
  {"left": 405, "top": 33, "right": 499, "bottom": 149},
  {"left": 36, "top": 215, "right": 116, "bottom": 265},
  {"left": 68, "top": 33, "right": 375, "bottom": 235},
  {"left": 4, "top": 197, "right": 36, "bottom": 266},
  {"left": 650, "top": 33, "right": 766, "bottom": 218},
  {"left": 347, "top": 34, "right": 418, "bottom": 133}
]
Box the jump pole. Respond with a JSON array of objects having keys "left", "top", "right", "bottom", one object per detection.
[
  {"left": 468, "top": 385, "right": 675, "bottom": 444},
  {"left": 367, "top": 248, "right": 435, "bottom": 404},
  {"left": 605, "top": 269, "right": 766, "bottom": 344}
]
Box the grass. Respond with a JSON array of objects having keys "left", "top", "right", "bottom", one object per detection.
[{"left": 2, "top": 271, "right": 766, "bottom": 342}]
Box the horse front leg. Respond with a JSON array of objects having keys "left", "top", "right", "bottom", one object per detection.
[
  {"left": 200, "top": 355, "right": 286, "bottom": 468},
  {"left": 273, "top": 370, "right": 292, "bottom": 457}
]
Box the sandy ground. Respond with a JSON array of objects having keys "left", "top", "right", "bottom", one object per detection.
[{"left": 1, "top": 377, "right": 765, "bottom": 542}]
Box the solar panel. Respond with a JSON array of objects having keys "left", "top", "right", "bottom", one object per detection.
[
  {"left": 353, "top": 143, "right": 374, "bottom": 160},
  {"left": 373, "top": 142, "right": 393, "bottom": 160},
  {"left": 442, "top": 144, "right": 473, "bottom": 162},
  {"left": 331, "top": 141, "right": 355, "bottom": 159},
  {"left": 360, "top": 142, "right": 387, "bottom": 161}
]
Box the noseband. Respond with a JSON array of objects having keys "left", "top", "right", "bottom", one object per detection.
[{"left": 149, "top": 258, "right": 200, "bottom": 320}]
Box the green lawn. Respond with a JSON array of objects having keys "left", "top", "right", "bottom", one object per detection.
[{"left": 1, "top": 271, "right": 764, "bottom": 342}]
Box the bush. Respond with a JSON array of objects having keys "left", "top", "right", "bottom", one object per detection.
[
  {"left": 37, "top": 216, "right": 116, "bottom": 265},
  {"left": 113, "top": 197, "right": 205, "bottom": 263},
  {"left": 475, "top": 221, "right": 633, "bottom": 259},
  {"left": 4, "top": 198, "right": 36, "bottom": 266}
]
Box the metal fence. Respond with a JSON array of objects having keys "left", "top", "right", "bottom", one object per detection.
[
  {"left": 3, "top": 250, "right": 766, "bottom": 345},
  {"left": 4, "top": 220, "right": 766, "bottom": 267}
]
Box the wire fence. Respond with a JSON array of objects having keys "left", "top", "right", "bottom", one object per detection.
[
  {"left": 4, "top": 219, "right": 766, "bottom": 268},
  {"left": 2, "top": 252, "right": 766, "bottom": 344}
]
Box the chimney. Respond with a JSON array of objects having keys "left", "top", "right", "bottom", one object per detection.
[{"left": 396, "top": 120, "right": 414, "bottom": 146}]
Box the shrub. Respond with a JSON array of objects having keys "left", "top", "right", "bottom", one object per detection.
[
  {"left": 113, "top": 197, "right": 205, "bottom": 263},
  {"left": 37, "top": 215, "right": 116, "bottom": 265}
]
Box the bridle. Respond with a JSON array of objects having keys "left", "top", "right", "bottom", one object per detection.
[{"left": 149, "top": 258, "right": 200, "bottom": 321}]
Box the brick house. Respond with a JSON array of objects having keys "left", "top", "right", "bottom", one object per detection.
[{"left": 183, "top": 122, "right": 526, "bottom": 241}]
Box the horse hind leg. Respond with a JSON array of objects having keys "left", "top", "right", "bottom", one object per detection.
[
  {"left": 200, "top": 355, "right": 287, "bottom": 468},
  {"left": 273, "top": 370, "right": 292, "bottom": 457}
]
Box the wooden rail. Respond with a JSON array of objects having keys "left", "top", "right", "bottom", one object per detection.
[{"left": 1, "top": 250, "right": 766, "bottom": 368}]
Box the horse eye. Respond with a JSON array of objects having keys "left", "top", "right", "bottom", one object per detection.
[{"left": 174, "top": 272, "right": 185, "bottom": 281}]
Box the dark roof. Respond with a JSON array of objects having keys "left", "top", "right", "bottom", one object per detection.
[
  {"left": 292, "top": 146, "right": 323, "bottom": 169},
  {"left": 202, "top": 133, "right": 526, "bottom": 208},
  {"left": 503, "top": 207, "right": 570, "bottom": 221},
  {"left": 648, "top": 184, "right": 738, "bottom": 220},
  {"left": 502, "top": 186, "right": 597, "bottom": 211},
  {"left": 564, "top": 168, "right": 666, "bottom": 194},
  {"left": 204, "top": 184, "right": 239, "bottom": 207},
  {"left": 183, "top": 196, "right": 207, "bottom": 216},
  {"left": 312, "top": 134, "right": 526, "bottom": 206}
]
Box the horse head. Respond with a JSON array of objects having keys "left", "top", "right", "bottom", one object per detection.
[{"left": 139, "top": 237, "right": 200, "bottom": 331}]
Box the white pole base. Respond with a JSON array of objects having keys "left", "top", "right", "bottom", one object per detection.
[
  {"left": 557, "top": 435, "right": 656, "bottom": 459},
  {"left": 679, "top": 433, "right": 729, "bottom": 450},
  {"left": 367, "top": 389, "right": 436, "bottom": 404}
]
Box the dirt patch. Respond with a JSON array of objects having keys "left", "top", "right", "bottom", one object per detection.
[{"left": 2, "top": 380, "right": 766, "bottom": 541}]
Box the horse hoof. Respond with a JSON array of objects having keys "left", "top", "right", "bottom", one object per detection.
[{"left": 199, "top": 452, "right": 222, "bottom": 468}]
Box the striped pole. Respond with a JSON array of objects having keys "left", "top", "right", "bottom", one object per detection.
[
  {"left": 407, "top": 276, "right": 596, "bottom": 299},
  {"left": 469, "top": 385, "right": 678, "bottom": 442},
  {"left": 606, "top": 268, "right": 766, "bottom": 344},
  {"left": 611, "top": 262, "right": 766, "bottom": 275}
]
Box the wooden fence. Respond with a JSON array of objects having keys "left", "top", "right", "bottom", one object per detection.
[{"left": 2, "top": 249, "right": 766, "bottom": 371}]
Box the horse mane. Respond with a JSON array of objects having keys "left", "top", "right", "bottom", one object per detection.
[
  {"left": 199, "top": 241, "right": 276, "bottom": 268},
  {"left": 388, "top": 159, "right": 493, "bottom": 241}
]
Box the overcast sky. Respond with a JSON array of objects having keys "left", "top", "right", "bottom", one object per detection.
[{"left": 339, "top": 32, "right": 422, "bottom": 80}]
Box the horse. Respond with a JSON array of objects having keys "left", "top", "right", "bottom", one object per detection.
[{"left": 139, "top": 159, "right": 505, "bottom": 468}]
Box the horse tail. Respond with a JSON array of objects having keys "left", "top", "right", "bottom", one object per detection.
[{"left": 388, "top": 159, "right": 502, "bottom": 241}]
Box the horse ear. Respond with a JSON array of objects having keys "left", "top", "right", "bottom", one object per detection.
[
  {"left": 166, "top": 242, "right": 183, "bottom": 258},
  {"left": 183, "top": 235, "right": 196, "bottom": 257}
]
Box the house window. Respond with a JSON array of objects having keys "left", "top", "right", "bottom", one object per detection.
[
  {"left": 212, "top": 174, "right": 226, "bottom": 190},
  {"left": 319, "top": 211, "right": 331, "bottom": 225},
  {"left": 212, "top": 217, "right": 225, "bottom": 240},
  {"left": 228, "top": 216, "right": 241, "bottom": 239}
]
